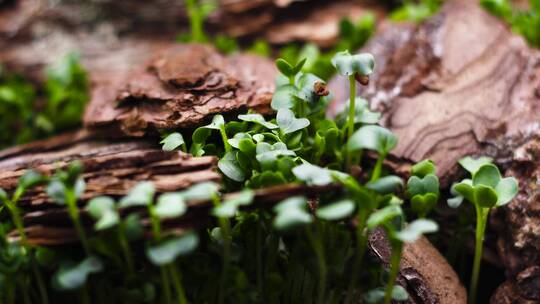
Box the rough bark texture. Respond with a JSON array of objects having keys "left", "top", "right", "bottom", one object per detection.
[
  {"left": 329, "top": 0, "right": 540, "bottom": 302},
  {"left": 84, "top": 43, "right": 276, "bottom": 137},
  {"left": 0, "top": 130, "right": 220, "bottom": 209}
]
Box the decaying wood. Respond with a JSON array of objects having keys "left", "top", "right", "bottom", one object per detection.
[
  {"left": 263, "top": 0, "right": 384, "bottom": 48},
  {"left": 490, "top": 136, "right": 540, "bottom": 303},
  {"left": 330, "top": 0, "right": 540, "bottom": 185},
  {"left": 369, "top": 228, "right": 467, "bottom": 304},
  {"left": 8, "top": 181, "right": 339, "bottom": 245},
  {"left": 84, "top": 43, "right": 275, "bottom": 137},
  {"left": 329, "top": 0, "right": 540, "bottom": 301},
  {"left": 0, "top": 130, "right": 220, "bottom": 208}
]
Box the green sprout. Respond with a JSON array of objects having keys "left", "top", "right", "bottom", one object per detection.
[
  {"left": 331, "top": 50, "right": 375, "bottom": 169},
  {"left": 367, "top": 205, "right": 438, "bottom": 304},
  {"left": 448, "top": 157, "right": 518, "bottom": 304},
  {"left": 0, "top": 170, "right": 49, "bottom": 304},
  {"left": 347, "top": 125, "right": 397, "bottom": 180},
  {"left": 406, "top": 159, "right": 440, "bottom": 218}
]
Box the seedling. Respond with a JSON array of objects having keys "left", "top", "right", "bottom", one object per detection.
[
  {"left": 0, "top": 170, "right": 49, "bottom": 304},
  {"left": 406, "top": 159, "right": 440, "bottom": 218},
  {"left": 161, "top": 132, "right": 186, "bottom": 152},
  {"left": 86, "top": 196, "right": 136, "bottom": 275},
  {"left": 331, "top": 51, "right": 375, "bottom": 139},
  {"left": 120, "top": 182, "right": 197, "bottom": 304},
  {"left": 448, "top": 157, "right": 518, "bottom": 304},
  {"left": 367, "top": 205, "right": 438, "bottom": 304},
  {"left": 47, "top": 162, "right": 90, "bottom": 253},
  {"left": 273, "top": 196, "right": 328, "bottom": 304},
  {"left": 347, "top": 125, "right": 397, "bottom": 180}
]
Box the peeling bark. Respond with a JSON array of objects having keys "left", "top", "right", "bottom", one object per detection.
[
  {"left": 0, "top": 131, "right": 220, "bottom": 208},
  {"left": 84, "top": 43, "right": 275, "bottom": 137}
]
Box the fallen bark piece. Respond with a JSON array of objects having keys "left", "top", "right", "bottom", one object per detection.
[
  {"left": 329, "top": 0, "right": 540, "bottom": 185},
  {"left": 0, "top": 131, "right": 219, "bottom": 208},
  {"left": 369, "top": 228, "right": 467, "bottom": 304},
  {"left": 84, "top": 43, "right": 275, "bottom": 137},
  {"left": 12, "top": 183, "right": 338, "bottom": 245}
]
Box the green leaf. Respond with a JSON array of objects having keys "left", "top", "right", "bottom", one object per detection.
[
  {"left": 316, "top": 200, "right": 355, "bottom": 220},
  {"left": 213, "top": 189, "right": 254, "bottom": 218},
  {"left": 271, "top": 85, "right": 299, "bottom": 110},
  {"left": 19, "top": 170, "right": 46, "bottom": 189},
  {"left": 255, "top": 142, "right": 295, "bottom": 169},
  {"left": 276, "top": 108, "right": 310, "bottom": 134},
  {"left": 218, "top": 151, "right": 246, "bottom": 182},
  {"left": 292, "top": 58, "right": 307, "bottom": 75},
  {"left": 119, "top": 182, "right": 155, "bottom": 208},
  {"left": 453, "top": 181, "right": 475, "bottom": 204},
  {"left": 252, "top": 134, "right": 265, "bottom": 143},
  {"left": 410, "top": 193, "right": 438, "bottom": 217},
  {"left": 53, "top": 256, "right": 103, "bottom": 290},
  {"left": 273, "top": 196, "right": 312, "bottom": 231},
  {"left": 336, "top": 97, "right": 381, "bottom": 125},
  {"left": 474, "top": 185, "right": 498, "bottom": 208},
  {"left": 347, "top": 125, "right": 397, "bottom": 155},
  {"left": 407, "top": 174, "right": 439, "bottom": 197},
  {"left": 458, "top": 156, "right": 493, "bottom": 175},
  {"left": 86, "top": 196, "right": 119, "bottom": 230},
  {"left": 0, "top": 188, "right": 8, "bottom": 202},
  {"left": 396, "top": 219, "right": 438, "bottom": 243},
  {"left": 146, "top": 232, "right": 199, "bottom": 266},
  {"left": 473, "top": 164, "right": 502, "bottom": 188},
  {"left": 292, "top": 163, "right": 333, "bottom": 186},
  {"left": 392, "top": 285, "right": 409, "bottom": 301},
  {"left": 331, "top": 50, "right": 375, "bottom": 76},
  {"left": 238, "top": 114, "right": 278, "bottom": 129},
  {"left": 275, "top": 58, "right": 295, "bottom": 77},
  {"left": 155, "top": 193, "right": 187, "bottom": 219},
  {"left": 366, "top": 175, "right": 403, "bottom": 194},
  {"left": 411, "top": 159, "right": 436, "bottom": 177},
  {"left": 228, "top": 132, "right": 250, "bottom": 149},
  {"left": 124, "top": 213, "right": 143, "bottom": 241},
  {"left": 367, "top": 205, "right": 403, "bottom": 229},
  {"left": 204, "top": 114, "right": 225, "bottom": 130},
  {"left": 160, "top": 133, "right": 185, "bottom": 151},
  {"left": 295, "top": 73, "right": 326, "bottom": 103},
  {"left": 47, "top": 180, "right": 67, "bottom": 204},
  {"left": 495, "top": 177, "right": 518, "bottom": 206},
  {"left": 180, "top": 182, "right": 219, "bottom": 201}
]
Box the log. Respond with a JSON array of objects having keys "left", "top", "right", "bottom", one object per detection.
[{"left": 329, "top": 0, "right": 540, "bottom": 301}]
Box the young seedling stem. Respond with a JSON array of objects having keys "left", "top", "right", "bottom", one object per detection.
[
  {"left": 346, "top": 75, "right": 358, "bottom": 170},
  {"left": 305, "top": 224, "right": 327, "bottom": 304},
  {"left": 345, "top": 211, "right": 369, "bottom": 304},
  {"left": 219, "top": 125, "right": 232, "bottom": 153},
  {"left": 383, "top": 240, "right": 403, "bottom": 304},
  {"left": 168, "top": 264, "right": 188, "bottom": 304},
  {"left": 117, "top": 222, "right": 135, "bottom": 276},
  {"left": 370, "top": 153, "right": 386, "bottom": 182},
  {"left": 469, "top": 206, "right": 489, "bottom": 304},
  {"left": 212, "top": 193, "right": 232, "bottom": 304},
  {"left": 148, "top": 205, "right": 174, "bottom": 303},
  {"left": 65, "top": 189, "right": 90, "bottom": 254},
  {"left": 185, "top": 0, "right": 205, "bottom": 42}
]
